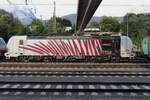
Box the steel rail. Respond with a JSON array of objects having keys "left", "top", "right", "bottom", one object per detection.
[
  {"left": 0, "top": 72, "right": 150, "bottom": 75},
  {"left": 0, "top": 67, "right": 149, "bottom": 72},
  {"left": 0, "top": 88, "right": 150, "bottom": 93},
  {"left": 0, "top": 65, "right": 150, "bottom": 68},
  {"left": 0, "top": 62, "right": 150, "bottom": 65},
  {"left": 0, "top": 63, "right": 149, "bottom": 75},
  {"left": 0, "top": 82, "right": 149, "bottom": 93}
]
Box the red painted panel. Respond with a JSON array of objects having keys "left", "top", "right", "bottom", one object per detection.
[
  {"left": 19, "top": 46, "right": 43, "bottom": 54},
  {"left": 27, "top": 44, "right": 48, "bottom": 54},
  {"left": 47, "top": 41, "right": 57, "bottom": 55},
  {"left": 39, "top": 42, "right": 52, "bottom": 54},
  {"left": 19, "top": 38, "right": 102, "bottom": 56},
  {"left": 34, "top": 43, "right": 49, "bottom": 55},
  {"left": 78, "top": 39, "right": 85, "bottom": 56},
  {"left": 68, "top": 40, "right": 75, "bottom": 56},
  {"left": 48, "top": 40, "right": 61, "bottom": 56},
  {"left": 53, "top": 40, "right": 64, "bottom": 56},
  {"left": 83, "top": 40, "right": 89, "bottom": 56}
]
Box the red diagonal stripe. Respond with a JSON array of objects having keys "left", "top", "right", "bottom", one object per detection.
[
  {"left": 53, "top": 40, "right": 64, "bottom": 56},
  {"left": 72, "top": 40, "right": 80, "bottom": 56},
  {"left": 62, "top": 41, "right": 71, "bottom": 55},
  {"left": 58, "top": 44, "right": 66, "bottom": 56},
  {"left": 88, "top": 39, "right": 93, "bottom": 56},
  {"left": 46, "top": 42, "right": 56, "bottom": 55},
  {"left": 83, "top": 40, "right": 89, "bottom": 56},
  {"left": 48, "top": 40, "right": 60, "bottom": 56},
  {"left": 39, "top": 42, "right": 52, "bottom": 54},
  {"left": 68, "top": 40, "right": 75, "bottom": 56},
  {"left": 34, "top": 43, "right": 49, "bottom": 55},
  {"left": 65, "top": 41, "right": 73, "bottom": 56},
  {"left": 60, "top": 40, "right": 68, "bottom": 55},
  {"left": 91, "top": 39, "right": 98, "bottom": 56},
  {"left": 47, "top": 41, "right": 57, "bottom": 55},
  {"left": 95, "top": 40, "right": 100, "bottom": 55},
  {"left": 98, "top": 39, "right": 102, "bottom": 55},
  {"left": 19, "top": 46, "right": 43, "bottom": 54},
  {"left": 78, "top": 39, "right": 85, "bottom": 56},
  {"left": 51, "top": 40, "right": 64, "bottom": 56},
  {"left": 27, "top": 44, "right": 47, "bottom": 54}
]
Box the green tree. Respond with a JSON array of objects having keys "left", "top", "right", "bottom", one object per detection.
[
  {"left": 0, "top": 9, "right": 25, "bottom": 41},
  {"left": 28, "top": 19, "right": 44, "bottom": 36},
  {"left": 11, "top": 18, "right": 26, "bottom": 35},
  {"left": 122, "top": 13, "right": 150, "bottom": 48},
  {"left": 61, "top": 18, "right": 72, "bottom": 27},
  {"left": 99, "top": 16, "right": 120, "bottom": 32},
  {"left": 44, "top": 17, "right": 72, "bottom": 35},
  {"left": 0, "top": 13, "right": 14, "bottom": 41}
]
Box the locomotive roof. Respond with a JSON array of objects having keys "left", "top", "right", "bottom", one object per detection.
[{"left": 27, "top": 35, "right": 120, "bottom": 39}]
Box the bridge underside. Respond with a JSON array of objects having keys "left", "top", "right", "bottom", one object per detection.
[{"left": 76, "top": 0, "right": 102, "bottom": 35}]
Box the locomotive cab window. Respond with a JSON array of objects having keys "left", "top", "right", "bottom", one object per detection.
[{"left": 19, "top": 40, "right": 24, "bottom": 45}]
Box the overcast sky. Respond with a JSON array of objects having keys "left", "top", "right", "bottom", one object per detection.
[{"left": 0, "top": 0, "right": 150, "bottom": 20}]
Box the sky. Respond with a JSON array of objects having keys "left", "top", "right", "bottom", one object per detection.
[{"left": 0, "top": 0, "right": 150, "bottom": 20}]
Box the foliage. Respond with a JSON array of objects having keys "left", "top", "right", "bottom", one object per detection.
[
  {"left": 0, "top": 9, "right": 72, "bottom": 40},
  {"left": 122, "top": 13, "right": 150, "bottom": 48},
  {"left": 87, "top": 21, "right": 99, "bottom": 28},
  {"left": 1, "top": 8, "right": 150, "bottom": 50},
  {"left": 11, "top": 18, "right": 27, "bottom": 35},
  {"left": 0, "top": 9, "right": 22, "bottom": 41},
  {"left": 99, "top": 16, "right": 120, "bottom": 32},
  {"left": 44, "top": 17, "right": 72, "bottom": 35},
  {"left": 28, "top": 19, "right": 44, "bottom": 36},
  {"left": 61, "top": 18, "right": 72, "bottom": 27}
]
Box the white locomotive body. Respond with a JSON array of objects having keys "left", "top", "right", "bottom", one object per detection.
[
  {"left": 5, "top": 35, "right": 134, "bottom": 62},
  {"left": 5, "top": 36, "right": 102, "bottom": 57}
]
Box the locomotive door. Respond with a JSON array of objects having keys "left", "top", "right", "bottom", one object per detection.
[
  {"left": 112, "top": 36, "right": 120, "bottom": 57},
  {"left": 101, "top": 37, "right": 112, "bottom": 56},
  {"left": 19, "top": 39, "right": 24, "bottom": 55},
  {"left": 17, "top": 36, "right": 27, "bottom": 56}
]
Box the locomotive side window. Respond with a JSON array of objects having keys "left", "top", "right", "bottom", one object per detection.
[
  {"left": 144, "top": 39, "right": 147, "bottom": 44},
  {"left": 112, "top": 37, "right": 120, "bottom": 56},
  {"left": 19, "top": 40, "right": 24, "bottom": 45},
  {"left": 1, "top": 39, "right": 6, "bottom": 45}
]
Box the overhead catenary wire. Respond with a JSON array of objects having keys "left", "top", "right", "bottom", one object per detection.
[
  {"left": 0, "top": 3, "right": 150, "bottom": 7},
  {"left": 1, "top": 1, "right": 149, "bottom": 19}
]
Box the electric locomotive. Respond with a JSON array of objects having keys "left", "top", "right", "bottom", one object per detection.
[
  {"left": 0, "top": 37, "right": 7, "bottom": 59},
  {"left": 141, "top": 36, "right": 150, "bottom": 58},
  {"left": 5, "top": 35, "right": 133, "bottom": 62}
]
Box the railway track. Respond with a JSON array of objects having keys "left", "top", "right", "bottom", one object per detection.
[
  {"left": 0, "top": 63, "right": 149, "bottom": 75},
  {"left": 0, "top": 85, "right": 150, "bottom": 100},
  {"left": 0, "top": 63, "right": 149, "bottom": 99},
  {"left": 0, "top": 75, "right": 150, "bottom": 100},
  {"left": 1, "top": 71, "right": 150, "bottom": 75},
  {"left": 0, "top": 82, "right": 150, "bottom": 93}
]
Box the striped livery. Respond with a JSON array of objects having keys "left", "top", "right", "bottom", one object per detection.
[
  {"left": 5, "top": 35, "right": 134, "bottom": 61},
  {"left": 5, "top": 36, "right": 103, "bottom": 58},
  {"left": 19, "top": 39, "right": 102, "bottom": 56}
]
